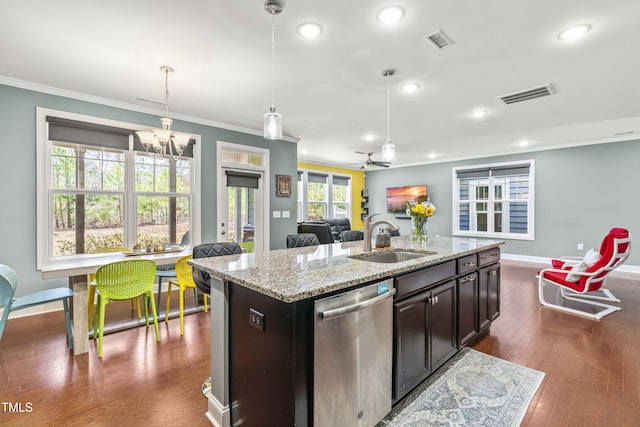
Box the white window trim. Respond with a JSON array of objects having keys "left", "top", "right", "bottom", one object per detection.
[
  {"left": 451, "top": 159, "right": 535, "bottom": 241},
  {"left": 297, "top": 168, "right": 352, "bottom": 221},
  {"left": 36, "top": 107, "right": 202, "bottom": 270}
]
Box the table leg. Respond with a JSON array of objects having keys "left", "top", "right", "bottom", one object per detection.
[{"left": 69, "top": 274, "right": 89, "bottom": 355}]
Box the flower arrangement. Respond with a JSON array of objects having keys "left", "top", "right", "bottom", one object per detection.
[{"left": 406, "top": 199, "right": 436, "bottom": 243}]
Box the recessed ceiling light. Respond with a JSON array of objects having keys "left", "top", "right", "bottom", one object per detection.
[
  {"left": 557, "top": 24, "right": 591, "bottom": 40},
  {"left": 470, "top": 109, "right": 488, "bottom": 119},
  {"left": 519, "top": 140, "right": 529, "bottom": 147},
  {"left": 428, "top": 153, "right": 437, "bottom": 159},
  {"left": 297, "top": 22, "right": 323, "bottom": 38},
  {"left": 401, "top": 83, "right": 420, "bottom": 93},
  {"left": 365, "top": 134, "right": 376, "bottom": 141},
  {"left": 377, "top": 6, "right": 405, "bottom": 24}
]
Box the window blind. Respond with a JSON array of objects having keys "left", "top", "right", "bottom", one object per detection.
[
  {"left": 225, "top": 170, "right": 260, "bottom": 189},
  {"left": 47, "top": 116, "right": 130, "bottom": 150}
]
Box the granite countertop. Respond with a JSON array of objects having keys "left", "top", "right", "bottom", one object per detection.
[{"left": 188, "top": 236, "right": 504, "bottom": 303}]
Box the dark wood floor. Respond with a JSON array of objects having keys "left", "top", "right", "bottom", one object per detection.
[{"left": 0, "top": 260, "right": 638, "bottom": 426}]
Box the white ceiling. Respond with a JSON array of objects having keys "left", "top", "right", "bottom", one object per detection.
[{"left": 2, "top": 0, "right": 639, "bottom": 169}]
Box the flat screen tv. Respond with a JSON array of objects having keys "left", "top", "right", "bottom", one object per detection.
[{"left": 386, "top": 185, "right": 427, "bottom": 213}]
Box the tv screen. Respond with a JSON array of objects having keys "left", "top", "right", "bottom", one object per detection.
[{"left": 386, "top": 185, "right": 427, "bottom": 213}]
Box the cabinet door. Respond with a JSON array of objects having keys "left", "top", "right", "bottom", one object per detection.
[
  {"left": 488, "top": 263, "right": 500, "bottom": 321},
  {"left": 429, "top": 280, "right": 457, "bottom": 371},
  {"left": 457, "top": 273, "right": 478, "bottom": 347},
  {"left": 478, "top": 263, "right": 500, "bottom": 330},
  {"left": 394, "top": 292, "right": 429, "bottom": 401}
]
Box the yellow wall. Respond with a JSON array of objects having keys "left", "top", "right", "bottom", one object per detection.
[{"left": 297, "top": 162, "right": 366, "bottom": 230}]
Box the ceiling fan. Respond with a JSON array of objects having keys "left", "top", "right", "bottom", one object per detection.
[{"left": 355, "top": 151, "right": 391, "bottom": 169}]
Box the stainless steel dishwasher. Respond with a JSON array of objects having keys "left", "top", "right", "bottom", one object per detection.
[{"left": 314, "top": 280, "right": 396, "bottom": 427}]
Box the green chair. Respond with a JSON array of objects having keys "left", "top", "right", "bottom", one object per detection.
[
  {"left": 0, "top": 264, "right": 73, "bottom": 349},
  {"left": 93, "top": 259, "right": 160, "bottom": 357}
]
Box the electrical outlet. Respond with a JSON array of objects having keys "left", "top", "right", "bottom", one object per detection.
[
  {"left": 249, "top": 308, "right": 265, "bottom": 332},
  {"left": 577, "top": 243, "right": 584, "bottom": 250}
]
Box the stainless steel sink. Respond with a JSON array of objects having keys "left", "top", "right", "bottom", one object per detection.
[{"left": 349, "top": 249, "right": 436, "bottom": 263}]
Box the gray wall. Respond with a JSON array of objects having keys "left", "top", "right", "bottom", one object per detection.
[
  {"left": 365, "top": 140, "right": 640, "bottom": 266},
  {"left": 0, "top": 84, "right": 298, "bottom": 296}
]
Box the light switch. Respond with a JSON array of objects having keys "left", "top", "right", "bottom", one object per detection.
[
  {"left": 282, "top": 210, "right": 290, "bottom": 218},
  {"left": 273, "top": 210, "right": 281, "bottom": 218}
]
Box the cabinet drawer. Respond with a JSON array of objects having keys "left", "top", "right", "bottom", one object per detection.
[
  {"left": 478, "top": 248, "right": 501, "bottom": 266},
  {"left": 395, "top": 261, "right": 456, "bottom": 299},
  {"left": 457, "top": 254, "right": 478, "bottom": 275}
]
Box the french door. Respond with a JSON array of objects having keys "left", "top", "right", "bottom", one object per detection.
[{"left": 220, "top": 169, "right": 264, "bottom": 252}]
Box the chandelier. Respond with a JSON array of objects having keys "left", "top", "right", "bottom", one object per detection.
[
  {"left": 263, "top": 0, "right": 283, "bottom": 140},
  {"left": 136, "top": 66, "right": 192, "bottom": 161},
  {"left": 381, "top": 69, "right": 396, "bottom": 163}
]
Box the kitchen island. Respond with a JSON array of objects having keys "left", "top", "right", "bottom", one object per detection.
[{"left": 189, "top": 235, "right": 503, "bottom": 427}]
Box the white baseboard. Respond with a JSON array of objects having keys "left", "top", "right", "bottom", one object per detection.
[{"left": 501, "top": 253, "right": 640, "bottom": 278}]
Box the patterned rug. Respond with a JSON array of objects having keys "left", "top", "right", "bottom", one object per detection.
[{"left": 378, "top": 348, "right": 545, "bottom": 427}]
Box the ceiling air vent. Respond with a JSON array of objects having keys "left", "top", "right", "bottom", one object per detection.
[
  {"left": 497, "top": 83, "right": 556, "bottom": 105},
  {"left": 424, "top": 30, "right": 454, "bottom": 49}
]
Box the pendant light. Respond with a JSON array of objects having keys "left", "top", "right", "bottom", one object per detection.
[
  {"left": 264, "top": 0, "right": 283, "bottom": 140},
  {"left": 381, "top": 69, "right": 396, "bottom": 163}
]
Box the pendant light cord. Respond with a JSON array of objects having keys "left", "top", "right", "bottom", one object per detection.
[
  {"left": 386, "top": 73, "right": 390, "bottom": 142},
  {"left": 270, "top": 12, "right": 276, "bottom": 109}
]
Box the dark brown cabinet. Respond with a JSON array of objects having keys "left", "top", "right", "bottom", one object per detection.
[
  {"left": 457, "top": 249, "right": 500, "bottom": 348},
  {"left": 457, "top": 272, "right": 478, "bottom": 347},
  {"left": 479, "top": 262, "right": 500, "bottom": 329},
  {"left": 393, "top": 277, "right": 457, "bottom": 402}
]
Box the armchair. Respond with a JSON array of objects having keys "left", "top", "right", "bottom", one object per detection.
[{"left": 537, "top": 227, "right": 631, "bottom": 320}]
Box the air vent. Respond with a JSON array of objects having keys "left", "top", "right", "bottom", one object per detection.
[
  {"left": 497, "top": 84, "right": 556, "bottom": 105},
  {"left": 424, "top": 30, "right": 454, "bottom": 49}
]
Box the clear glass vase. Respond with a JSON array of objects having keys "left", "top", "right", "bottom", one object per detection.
[{"left": 411, "top": 216, "right": 428, "bottom": 243}]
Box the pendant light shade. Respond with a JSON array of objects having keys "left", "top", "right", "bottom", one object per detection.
[
  {"left": 381, "top": 140, "right": 395, "bottom": 162},
  {"left": 381, "top": 69, "right": 396, "bottom": 163},
  {"left": 264, "top": 108, "right": 282, "bottom": 140},
  {"left": 264, "top": 0, "right": 283, "bottom": 140}
]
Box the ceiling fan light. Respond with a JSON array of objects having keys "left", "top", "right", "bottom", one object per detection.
[
  {"left": 264, "top": 108, "right": 282, "bottom": 140},
  {"left": 381, "top": 140, "right": 395, "bottom": 162}
]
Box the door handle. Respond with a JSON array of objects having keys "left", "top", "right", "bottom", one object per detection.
[
  {"left": 221, "top": 231, "right": 226, "bottom": 235},
  {"left": 319, "top": 288, "right": 396, "bottom": 320}
]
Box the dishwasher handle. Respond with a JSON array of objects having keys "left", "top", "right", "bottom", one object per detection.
[{"left": 319, "top": 288, "right": 396, "bottom": 321}]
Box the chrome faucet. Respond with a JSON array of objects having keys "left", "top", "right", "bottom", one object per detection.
[{"left": 363, "top": 213, "right": 399, "bottom": 252}]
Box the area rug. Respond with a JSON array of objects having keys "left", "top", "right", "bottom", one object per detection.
[{"left": 378, "top": 348, "right": 545, "bottom": 427}]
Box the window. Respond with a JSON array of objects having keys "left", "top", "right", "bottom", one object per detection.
[
  {"left": 297, "top": 170, "right": 351, "bottom": 221},
  {"left": 453, "top": 160, "right": 534, "bottom": 240},
  {"left": 37, "top": 109, "right": 200, "bottom": 269}
]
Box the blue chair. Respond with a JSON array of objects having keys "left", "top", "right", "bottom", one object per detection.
[{"left": 0, "top": 264, "right": 74, "bottom": 349}]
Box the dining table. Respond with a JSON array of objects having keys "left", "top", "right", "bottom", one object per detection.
[{"left": 40, "top": 248, "right": 191, "bottom": 355}]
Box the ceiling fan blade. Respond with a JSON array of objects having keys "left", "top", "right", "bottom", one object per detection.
[{"left": 372, "top": 161, "right": 390, "bottom": 167}]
